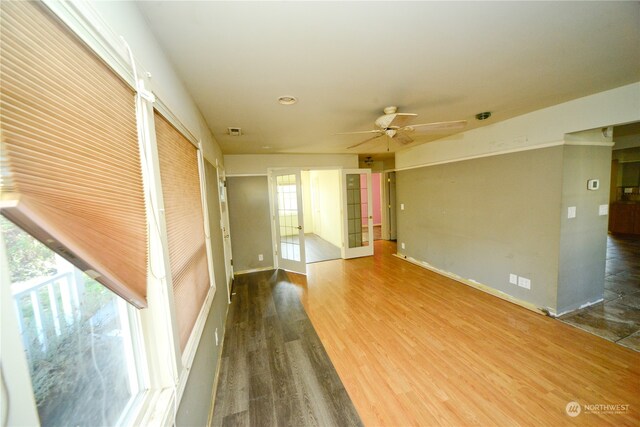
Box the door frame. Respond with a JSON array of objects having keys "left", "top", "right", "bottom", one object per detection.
[
  {"left": 341, "top": 168, "right": 374, "bottom": 259},
  {"left": 215, "top": 161, "right": 233, "bottom": 303},
  {"left": 383, "top": 170, "right": 397, "bottom": 241},
  {"left": 268, "top": 168, "right": 307, "bottom": 274}
]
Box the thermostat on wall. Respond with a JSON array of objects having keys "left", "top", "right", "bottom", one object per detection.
[{"left": 587, "top": 179, "right": 599, "bottom": 191}]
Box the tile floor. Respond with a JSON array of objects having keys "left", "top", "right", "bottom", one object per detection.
[{"left": 560, "top": 234, "right": 640, "bottom": 351}]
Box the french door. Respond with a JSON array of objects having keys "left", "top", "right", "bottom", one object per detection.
[
  {"left": 341, "top": 169, "right": 374, "bottom": 259},
  {"left": 272, "top": 169, "right": 306, "bottom": 274},
  {"left": 216, "top": 165, "right": 234, "bottom": 302}
]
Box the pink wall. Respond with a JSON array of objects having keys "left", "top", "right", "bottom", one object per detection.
[{"left": 361, "top": 173, "right": 382, "bottom": 225}]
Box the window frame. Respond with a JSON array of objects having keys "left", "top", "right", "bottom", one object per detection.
[
  {"left": 1, "top": 1, "right": 221, "bottom": 426},
  {"left": 0, "top": 217, "right": 150, "bottom": 426}
]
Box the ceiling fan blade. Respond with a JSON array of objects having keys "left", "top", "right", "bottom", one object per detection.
[
  {"left": 336, "top": 130, "right": 383, "bottom": 135},
  {"left": 387, "top": 113, "right": 417, "bottom": 128},
  {"left": 378, "top": 113, "right": 417, "bottom": 129},
  {"left": 404, "top": 120, "right": 467, "bottom": 132},
  {"left": 347, "top": 134, "right": 384, "bottom": 149},
  {"left": 395, "top": 133, "right": 413, "bottom": 145}
]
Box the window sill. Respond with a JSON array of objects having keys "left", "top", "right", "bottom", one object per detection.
[{"left": 127, "top": 388, "right": 175, "bottom": 427}]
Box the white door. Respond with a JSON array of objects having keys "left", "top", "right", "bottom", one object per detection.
[
  {"left": 216, "top": 165, "right": 234, "bottom": 302},
  {"left": 341, "top": 169, "right": 374, "bottom": 259},
  {"left": 272, "top": 169, "right": 306, "bottom": 274}
]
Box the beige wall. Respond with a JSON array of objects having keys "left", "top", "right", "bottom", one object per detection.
[
  {"left": 396, "top": 83, "right": 639, "bottom": 171},
  {"left": 301, "top": 171, "right": 314, "bottom": 232},
  {"left": 301, "top": 170, "right": 342, "bottom": 247},
  {"left": 310, "top": 170, "right": 342, "bottom": 247},
  {"left": 359, "top": 158, "right": 395, "bottom": 171},
  {"left": 224, "top": 153, "right": 358, "bottom": 175}
]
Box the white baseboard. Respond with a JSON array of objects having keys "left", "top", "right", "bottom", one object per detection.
[
  {"left": 394, "top": 252, "right": 546, "bottom": 315},
  {"left": 549, "top": 298, "right": 603, "bottom": 318},
  {"left": 234, "top": 266, "right": 274, "bottom": 275}
]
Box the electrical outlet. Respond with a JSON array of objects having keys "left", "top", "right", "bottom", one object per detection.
[
  {"left": 215, "top": 328, "right": 219, "bottom": 346},
  {"left": 258, "top": 254, "right": 264, "bottom": 261},
  {"left": 509, "top": 274, "right": 518, "bottom": 285},
  {"left": 400, "top": 203, "right": 405, "bottom": 211},
  {"left": 518, "top": 277, "right": 531, "bottom": 290},
  {"left": 401, "top": 242, "right": 405, "bottom": 250},
  {"left": 598, "top": 204, "right": 608, "bottom": 216},
  {"left": 567, "top": 206, "right": 576, "bottom": 219}
]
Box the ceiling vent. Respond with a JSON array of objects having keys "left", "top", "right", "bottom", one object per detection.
[
  {"left": 227, "top": 127, "right": 242, "bottom": 136},
  {"left": 475, "top": 111, "right": 492, "bottom": 121}
]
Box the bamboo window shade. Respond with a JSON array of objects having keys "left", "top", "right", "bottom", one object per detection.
[
  {"left": 0, "top": 1, "right": 149, "bottom": 307},
  {"left": 154, "top": 111, "right": 210, "bottom": 351}
]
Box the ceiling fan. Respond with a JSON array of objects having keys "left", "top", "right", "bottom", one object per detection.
[{"left": 339, "top": 106, "right": 467, "bottom": 149}]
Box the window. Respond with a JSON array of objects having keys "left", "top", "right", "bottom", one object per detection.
[
  {"left": 154, "top": 111, "right": 211, "bottom": 350},
  {"left": 2, "top": 217, "right": 142, "bottom": 426},
  {"left": 0, "top": 0, "right": 149, "bottom": 308},
  {"left": 0, "top": 1, "right": 215, "bottom": 425}
]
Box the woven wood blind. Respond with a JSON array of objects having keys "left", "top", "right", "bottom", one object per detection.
[
  {"left": 154, "top": 111, "right": 210, "bottom": 350},
  {"left": 0, "top": 1, "right": 148, "bottom": 307}
]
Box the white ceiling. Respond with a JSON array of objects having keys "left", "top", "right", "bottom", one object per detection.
[{"left": 138, "top": 1, "right": 640, "bottom": 156}]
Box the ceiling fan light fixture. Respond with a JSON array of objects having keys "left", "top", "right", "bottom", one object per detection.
[
  {"left": 475, "top": 111, "right": 492, "bottom": 121},
  {"left": 342, "top": 106, "right": 466, "bottom": 150},
  {"left": 278, "top": 95, "right": 298, "bottom": 105}
]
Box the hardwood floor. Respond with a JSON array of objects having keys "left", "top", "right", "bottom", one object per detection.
[
  {"left": 286, "top": 240, "right": 640, "bottom": 426},
  {"left": 212, "top": 269, "right": 362, "bottom": 427}
]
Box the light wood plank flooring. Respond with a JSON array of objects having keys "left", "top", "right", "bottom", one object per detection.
[{"left": 286, "top": 241, "right": 640, "bottom": 426}]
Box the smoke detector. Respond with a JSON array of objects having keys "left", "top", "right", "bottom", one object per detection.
[{"left": 227, "top": 127, "right": 242, "bottom": 136}]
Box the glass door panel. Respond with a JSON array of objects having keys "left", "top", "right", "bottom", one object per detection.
[
  {"left": 342, "top": 169, "right": 374, "bottom": 259},
  {"left": 273, "top": 170, "right": 306, "bottom": 273}
]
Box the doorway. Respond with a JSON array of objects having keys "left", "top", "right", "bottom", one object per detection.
[
  {"left": 559, "top": 122, "right": 640, "bottom": 351},
  {"left": 269, "top": 167, "right": 375, "bottom": 272},
  {"left": 371, "top": 173, "right": 383, "bottom": 241},
  {"left": 386, "top": 171, "right": 397, "bottom": 240},
  {"left": 301, "top": 170, "right": 342, "bottom": 263}
]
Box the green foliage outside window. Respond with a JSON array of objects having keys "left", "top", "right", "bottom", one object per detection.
[{"left": 0, "top": 216, "right": 57, "bottom": 283}]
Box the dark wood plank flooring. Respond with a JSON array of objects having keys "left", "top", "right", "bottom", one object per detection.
[
  {"left": 212, "top": 269, "right": 362, "bottom": 427},
  {"left": 304, "top": 233, "right": 341, "bottom": 264}
]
